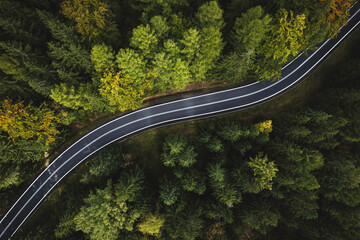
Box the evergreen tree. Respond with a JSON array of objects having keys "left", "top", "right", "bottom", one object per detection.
[
  {"left": 247, "top": 152, "right": 278, "bottom": 191},
  {"left": 75, "top": 167, "right": 146, "bottom": 240},
  {"left": 159, "top": 176, "right": 180, "bottom": 206},
  {"left": 50, "top": 83, "right": 107, "bottom": 112},
  {"left": 161, "top": 134, "right": 197, "bottom": 168},
  {"left": 239, "top": 200, "right": 280, "bottom": 235},
  {"left": 88, "top": 147, "right": 128, "bottom": 177}
]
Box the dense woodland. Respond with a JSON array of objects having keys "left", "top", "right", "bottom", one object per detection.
[
  {"left": 11, "top": 47, "right": 360, "bottom": 239},
  {"left": 0, "top": 0, "right": 358, "bottom": 239}
]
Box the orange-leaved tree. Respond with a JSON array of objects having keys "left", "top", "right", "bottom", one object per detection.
[
  {"left": 321, "top": 0, "right": 355, "bottom": 38},
  {"left": 0, "top": 99, "right": 61, "bottom": 145}
]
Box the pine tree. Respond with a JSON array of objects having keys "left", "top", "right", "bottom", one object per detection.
[
  {"left": 88, "top": 147, "right": 127, "bottom": 177},
  {"left": 239, "top": 200, "right": 280, "bottom": 235},
  {"left": 247, "top": 152, "right": 278, "bottom": 191},
  {"left": 159, "top": 176, "right": 180, "bottom": 206},
  {"left": 50, "top": 83, "right": 107, "bottom": 112},
  {"left": 161, "top": 134, "right": 197, "bottom": 168},
  {"left": 75, "top": 167, "right": 145, "bottom": 240}
]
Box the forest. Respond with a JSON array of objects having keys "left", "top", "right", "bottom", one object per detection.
[
  {"left": 11, "top": 43, "right": 360, "bottom": 239},
  {"left": 0, "top": 0, "right": 358, "bottom": 239}
]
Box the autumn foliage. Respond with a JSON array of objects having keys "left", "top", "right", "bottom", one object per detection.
[
  {"left": 0, "top": 99, "right": 61, "bottom": 145},
  {"left": 322, "top": 0, "right": 354, "bottom": 37},
  {"left": 60, "top": 0, "right": 110, "bottom": 40},
  {"left": 254, "top": 120, "right": 273, "bottom": 135},
  {"left": 325, "top": 0, "right": 353, "bottom": 24}
]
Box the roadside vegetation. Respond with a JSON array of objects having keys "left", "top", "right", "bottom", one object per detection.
[
  {"left": 0, "top": 0, "right": 358, "bottom": 239},
  {"left": 10, "top": 21, "right": 360, "bottom": 240},
  {"left": 16, "top": 53, "right": 360, "bottom": 239}
]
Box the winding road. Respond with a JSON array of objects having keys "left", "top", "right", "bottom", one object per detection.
[{"left": 1, "top": 4, "right": 360, "bottom": 239}]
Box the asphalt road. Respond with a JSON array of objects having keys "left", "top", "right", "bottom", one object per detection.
[{"left": 1, "top": 4, "right": 360, "bottom": 239}]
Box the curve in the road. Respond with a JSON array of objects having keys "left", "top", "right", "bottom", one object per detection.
[{"left": 1, "top": 4, "right": 360, "bottom": 239}]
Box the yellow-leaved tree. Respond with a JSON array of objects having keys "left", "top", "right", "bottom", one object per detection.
[
  {"left": 98, "top": 69, "right": 151, "bottom": 112},
  {"left": 255, "top": 9, "right": 306, "bottom": 80},
  {"left": 0, "top": 99, "right": 61, "bottom": 145},
  {"left": 60, "top": 0, "right": 112, "bottom": 40},
  {"left": 254, "top": 120, "right": 273, "bottom": 135},
  {"left": 321, "top": 0, "right": 354, "bottom": 38}
]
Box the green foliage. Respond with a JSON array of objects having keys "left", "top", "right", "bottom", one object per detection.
[
  {"left": 205, "top": 203, "right": 234, "bottom": 224},
  {"left": 152, "top": 52, "right": 191, "bottom": 91},
  {"left": 179, "top": 28, "right": 200, "bottom": 62},
  {"left": 233, "top": 6, "right": 272, "bottom": 51},
  {"left": 208, "top": 162, "right": 242, "bottom": 207},
  {"left": 247, "top": 152, "right": 278, "bottom": 191},
  {"left": 130, "top": 24, "right": 158, "bottom": 58},
  {"left": 0, "top": 0, "right": 48, "bottom": 46},
  {"left": 212, "top": 182, "right": 242, "bottom": 207},
  {"left": 271, "top": 140, "right": 324, "bottom": 191},
  {"left": 150, "top": 15, "right": 170, "bottom": 38},
  {"left": 0, "top": 164, "right": 22, "bottom": 190},
  {"left": 321, "top": 154, "right": 360, "bottom": 207},
  {"left": 75, "top": 167, "right": 145, "bottom": 240},
  {"left": 159, "top": 176, "right": 180, "bottom": 205},
  {"left": 47, "top": 41, "right": 93, "bottom": 75},
  {"left": 161, "top": 134, "right": 197, "bottom": 168},
  {"left": 240, "top": 200, "right": 280, "bottom": 234},
  {"left": 0, "top": 135, "right": 48, "bottom": 164},
  {"left": 212, "top": 50, "right": 254, "bottom": 83},
  {"left": 208, "top": 163, "right": 226, "bottom": 183},
  {"left": 99, "top": 69, "right": 150, "bottom": 112},
  {"left": 91, "top": 43, "right": 115, "bottom": 73},
  {"left": 0, "top": 41, "right": 53, "bottom": 96},
  {"left": 137, "top": 213, "right": 165, "bottom": 236},
  {"left": 54, "top": 211, "right": 76, "bottom": 239},
  {"left": 165, "top": 200, "right": 204, "bottom": 240},
  {"left": 51, "top": 83, "right": 107, "bottom": 112},
  {"left": 255, "top": 9, "right": 307, "bottom": 80},
  {"left": 180, "top": 169, "right": 206, "bottom": 195},
  {"left": 286, "top": 190, "right": 319, "bottom": 220},
  {"left": 196, "top": 1, "right": 224, "bottom": 28},
  {"left": 88, "top": 147, "right": 128, "bottom": 177},
  {"left": 213, "top": 6, "right": 271, "bottom": 83},
  {"left": 116, "top": 48, "right": 148, "bottom": 80},
  {"left": 116, "top": 0, "right": 225, "bottom": 92},
  {"left": 192, "top": 24, "right": 224, "bottom": 81},
  {"left": 217, "top": 120, "right": 259, "bottom": 143}
]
